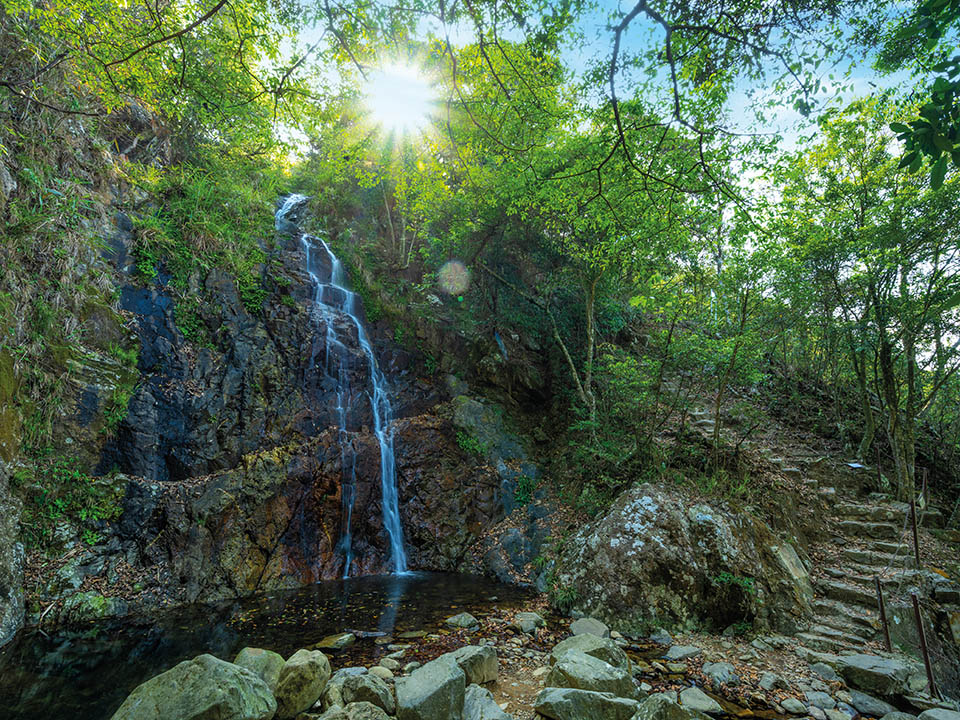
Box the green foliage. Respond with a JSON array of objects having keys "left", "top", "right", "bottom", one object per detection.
[
  {"left": 456, "top": 430, "right": 489, "bottom": 458},
  {"left": 514, "top": 474, "right": 537, "bottom": 507},
  {"left": 712, "top": 571, "right": 757, "bottom": 595},
  {"left": 546, "top": 571, "right": 580, "bottom": 613},
  {"left": 11, "top": 457, "right": 124, "bottom": 552}
]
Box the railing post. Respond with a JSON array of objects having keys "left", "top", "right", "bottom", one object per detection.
[
  {"left": 910, "top": 495, "right": 921, "bottom": 569},
  {"left": 875, "top": 576, "right": 892, "bottom": 652},
  {"left": 911, "top": 593, "right": 940, "bottom": 700}
]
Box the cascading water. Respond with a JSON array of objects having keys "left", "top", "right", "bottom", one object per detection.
[{"left": 275, "top": 194, "right": 407, "bottom": 575}]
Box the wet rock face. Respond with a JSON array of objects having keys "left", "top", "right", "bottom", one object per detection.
[
  {"left": 554, "top": 484, "right": 813, "bottom": 634},
  {"left": 122, "top": 412, "right": 508, "bottom": 600},
  {"left": 102, "top": 266, "right": 335, "bottom": 483}
]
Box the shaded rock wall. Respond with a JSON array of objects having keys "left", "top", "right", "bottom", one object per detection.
[
  {"left": 119, "top": 412, "right": 509, "bottom": 605},
  {"left": 555, "top": 483, "right": 814, "bottom": 634},
  {"left": 0, "top": 463, "right": 24, "bottom": 646}
]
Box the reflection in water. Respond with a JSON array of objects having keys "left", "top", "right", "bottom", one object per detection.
[{"left": 0, "top": 572, "right": 530, "bottom": 720}]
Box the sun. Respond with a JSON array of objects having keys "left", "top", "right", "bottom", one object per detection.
[{"left": 362, "top": 63, "right": 435, "bottom": 134}]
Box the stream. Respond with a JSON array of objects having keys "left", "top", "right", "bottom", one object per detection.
[{"left": 0, "top": 572, "right": 533, "bottom": 720}]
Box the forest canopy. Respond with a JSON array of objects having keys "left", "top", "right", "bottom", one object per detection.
[{"left": 3, "top": 0, "right": 960, "bottom": 511}]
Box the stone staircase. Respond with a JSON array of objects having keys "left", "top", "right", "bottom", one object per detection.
[{"left": 798, "top": 494, "right": 932, "bottom": 655}]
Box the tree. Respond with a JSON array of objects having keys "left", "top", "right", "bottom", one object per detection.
[{"left": 771, "top": 98, "right": 960, "bottom": 498}]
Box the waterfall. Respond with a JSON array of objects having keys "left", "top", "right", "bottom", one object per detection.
[{"left": 276, "top": 194, "right": 407, "bottom": 575}]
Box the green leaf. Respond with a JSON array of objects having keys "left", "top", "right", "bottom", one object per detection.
[
  {"left": 932, "top": 155, "right": 948, "bottom": 189},
  {"left": 890, "top": 122, "right": 912, "bottom": 134},
  {"left": 934, "top": 134, "right": 955, "bottom": 152},
  {"left": 899, "top": 151, "right": 919, "bottom": 168}
]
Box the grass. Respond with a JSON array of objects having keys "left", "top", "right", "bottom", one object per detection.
[{"left": 11, "top": 456, "right": 124, "bottom": 552}]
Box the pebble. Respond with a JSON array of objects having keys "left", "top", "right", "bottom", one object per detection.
[
  {"left": 532, "top": 666, "right": 550, "bottom": 678},
  {"left": 402, "top": 662, "right": 421, "bottom": 673},
  {"left": 379, "top": 658, "right": 400, "bottom": 671},
  {"left": 810, "top": 707, "right": 828, "bottom": 720}
]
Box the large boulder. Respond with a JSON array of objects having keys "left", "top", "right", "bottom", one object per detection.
[
  {"left": 396, "top": 655, "right": 466, "bottom": 720},
  {"left": 545, "top": 650, "right": 638, "bottom": 698},
  {"left": 552, "top": 484, "right": 814, "bottom": 632},
  {"left": 835, "top": 654, "right": 916, "bottom": 697},
  {"left": 534, "top": 688, "right": 640, "bottom": 720},
  {"left": 464, "top": 684, "right": 513, "bottom": 720},
  {"left": 449, "top": 645, "right": 498, "bottom": 685},
  {"left": 549, "top": 634, "right": 631, "bottom": 673},
  {"left": 109, "top": 653, "right": 276, "bottom": 720},
  {"left": 233, "top": 647, "right": 285, "bottom": 692},
  {"left": 275, "top": 649, "right": 332, "bottom": 719}
]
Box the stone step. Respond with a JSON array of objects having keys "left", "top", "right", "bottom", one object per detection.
[
  {"left": 840, "top": 548, "right": 914, "bottom": 568},
  {"left": 835, "top": 520, "right": 902, "bottom": 540},
  {"left": 833, "top": 503, "right": 904, "bottom": 523},
  {"left": 815, "top": 613, "right": 877, "bottom": 641},
  {"left": 811, "top": 598, "right": 878, "bottom": 628},
  {"left": 815, "top": 578, "right": 877, "bottom": 606},
  {"left": 808, "top": 623, "right": 870, "bottom": 646},
  {"left": 796, "top": 630, "right": 863, "bottom": 654},
  {"left": 841, "top": 564, "right": 923, "bottom": 584}
]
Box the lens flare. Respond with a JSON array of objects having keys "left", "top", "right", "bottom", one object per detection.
[{"left": 438, "top": 260, "right": 470, "bottom": 295}]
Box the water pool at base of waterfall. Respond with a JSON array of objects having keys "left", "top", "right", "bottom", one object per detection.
[{"left": 0, "top": 572, "right": 535, "bottom": 719}]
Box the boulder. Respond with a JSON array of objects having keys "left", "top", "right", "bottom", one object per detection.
[
  {"left": 450, "top": 645, "right": 498, "bottom": 685},
  {"left": 340, "top": 673, "right": 395, "bottom": 714},
  {"left": 701, "top": 662, "right": 739, "bottom": 687},
  {"left": 446, "top": 612, "right": 480, "bottom": 630},
  {"left": 631, "top": 693, "right": 704, "bottom": 720},
  {"left": 805, "top": 692, "right": 837, "bottom": 710},
  {"left": 849, "top": 690, "right": 896, "bottom": 717},
  {"left": 664, "top": 646, "right": 701, "bottom": 661},
  {"left": 545, "top": 649, "right": 637, "bottom": 698},
  {"left": 811, "top": 663, "right": 841, "bottom": 683},
  {"left": 781, "top": 698, "right": 807, "bottom": 715},
  {"left": 679, "top": 687, "right": 722, "bottom": 714},
  {"left": 314, "top": 702, "right": 391, "bottom": 720},
  {"left": 836, "top": 654, "right": 914, "bottom": 697},
  {"left": 918, "top": 712, "right": 960, "bottom": 720},
  {"left": 513, "top": 612, "right": 545, "bottom": 634},
  {"left": 552, "top": 484, "right": 813, "bottom": 632},
  {"left": 321, "top": 668, "right": 369, "bottom": 710},
  {"left": 464, "top": 684, "right": 512, "bottom": 720},
  {"left": 109, "top": 653, "right": 276, "bottom": 720},
  {"left": 880, "top": 714, "right": 918, "bottom": 720},
  {"left": 648, "top": 630, "right": 673, "bottom": 646},
  {"left": 759, "top": 672, "right": 787, "bottom": 691},
  {"left": 570, "top": 617, "right": 610, "bottom": 638},
  {"left": 343, "top": 701, "right": 391, "bottom": 720},
  {"left": 533, "top": 687, "right": 640, "bottom": 720},
  {"left": 276, "top": 649, "right": 332, "bottom": 719},
  {"left": 315, "top": 633, "right": 356, "bottom": 651},
  {"left": 369, "top": 666, "right": 393, "bottom": 681},
  {"left": 550, "top": 634, "right": 631, "bottom": 673},
  {"left": 234, "top": 647, "right": 284, "bottom": 692},
  {"left": 396, "top": 656, "right": 465, "bottom": 720}
]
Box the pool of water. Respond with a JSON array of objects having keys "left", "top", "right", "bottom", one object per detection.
[{"left": 0, "top": 571, "right": 533, "bottom": 720}]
